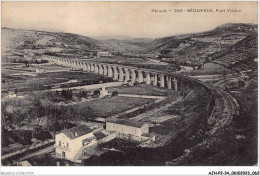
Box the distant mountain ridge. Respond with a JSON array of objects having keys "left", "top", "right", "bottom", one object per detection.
[
  {"left": 2, "top": 23, "right": 258, "bottom": 71},
  {"left": 92, "top": 35, "right": 135, "bottom": 40},
  {"left": 215, "top": 23, "right": 257, "bottom": 33},
  {"left": 2, "top": 23, "right": 257, "bottom": 52},
  {"left": 145, "top": 23, "right": 257, "bottom": 57},
  {"left": 1, "top": 28, "right": 102, "bottom": 52}
]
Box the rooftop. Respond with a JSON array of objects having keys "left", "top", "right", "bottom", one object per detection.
[
  {"left": 59, "top": 125, "right": 93, "bottom": 140},
  {"left": 82, "top": 136, "right": 97, "bottom": 143},
  {"left": 107, "top": 118, "right": 146, "bottom": 128},
  {"left": 94, "top": 131, "right": 107, "bottom": 140}
]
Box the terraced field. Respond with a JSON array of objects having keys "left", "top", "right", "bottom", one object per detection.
[{"left": 211, "top": 34, "right": 258, "bottom": 72}]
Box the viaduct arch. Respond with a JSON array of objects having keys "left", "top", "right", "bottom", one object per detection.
[{"left": 42, "top": 55, "right": 198, "bottom": 92}]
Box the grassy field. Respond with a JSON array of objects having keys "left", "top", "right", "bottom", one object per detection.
[
  {"left": 107, "top": 84, "right": 171, "bottom": 96},
  {"left": 2, "top": 68, "right": 113, "bottom": 92},
  {"left": 70, "top": 96, "right": 155, "bottom": 118}
]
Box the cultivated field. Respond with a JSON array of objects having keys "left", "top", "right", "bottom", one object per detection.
[
  {"left": 69, "top": 96, "right": 156, "bottom": 118},
  {"left": 107, "top": 84, "right": 172, "bottom": 96},
  {"left": 2, "top": 63, "right": 113, "bottom": 92}
]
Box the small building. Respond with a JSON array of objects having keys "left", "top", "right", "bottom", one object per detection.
[
  {"left": 23, "top": 52, "right": 35, "bottom": 60},
  {"left": 99, "top": 87, "right": 109, "bottom": 98},
  {"left": 8, "top": 91, "right": 16, "bottom": 98},
  {"left": 106, "top": 119, "right": 155, "bottom": 141},
  {"left": 16, "top": 160, "right": 32, "bottom": 166},
  {"left": 178, "top": 43, "right": 191, "bottom": 48},
  {"left": 179, "top": 66, "right": 194, "bottom": 72},
  {"left": 55, "top": 125, "right": 97, "bottom": 161},
  {"left": 185, "top": 60, "right": 192, "bottom": 64},
  {"left": 36, "top": 68, "right": 45, "bottom": 74},
  {"left": 85, "top": 50, "right": 97, "bottom": 57},
  {"left": 106, "top": 119, "right": 148, "bottom": 136},
  {"left": 97, "top": 51, "right": 113, "bottom": 57},
  {"left": 123, "top": 80, "right": 134, "bottom": 86},
  {"left": 35, "top": 57, "right": 43, "bottom": 63}
]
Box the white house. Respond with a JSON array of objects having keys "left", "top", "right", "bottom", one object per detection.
[
  {"left": 99, "top": 87, "right": 109, "bottom": 98},
  {"left": 106, "top": 119, "right": 149, "bottom": 137},
  {"left": 35, "top": 57, "right": 43, "bottom": 63},
  {"left": 179, "top": 66, "right": 194, "bottom": 72},
  {"left": 97, "top": 51, "right": 112, "bottom": 57},
  {"left": 16, "top": 160, "right": 32, "bottom": 166},
  {"left": 55, "top": 125, "right": 97, "bottom": 161},
  {"left": 106, "top": 119, "right": 155, "bottom": 141},
  {"left": 36, "top": 68, "right": 45, "bottom": 74},
  {"left": 8, "top": 91, "right": 16, "bottom": 98}
]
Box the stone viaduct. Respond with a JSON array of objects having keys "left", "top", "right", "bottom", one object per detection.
[
  {"left": 41, "top": 55, "right": 240, "bottom": 137},
  {"left": 42, "top": 55, "right": 201, "bottom": 91}
]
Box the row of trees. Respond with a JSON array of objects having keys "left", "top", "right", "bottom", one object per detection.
[
  {"left": 51, "top": 89, "right": 99, "bottom": 102},
  {"left": 52, "top": 89, "right": 118, "bottom": 103},
  {"left": 2, "top": 92, "right": 95, "bottom": 133}
]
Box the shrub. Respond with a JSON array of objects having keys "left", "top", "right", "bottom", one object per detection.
[
  {"left": 93, "top": 89, "right": 100, "bottom": 96},
  {"left": 111, "top": 91, "right": 118, "bottom": 96}
]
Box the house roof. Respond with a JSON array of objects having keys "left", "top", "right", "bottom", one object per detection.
[
  {"left": 82, "top": 136, "right": 96, "bottom": 143},
  {"left": 59, "top": 125, "right": 93, "bottom": 140},
  {"left": 94, "top": 131, "right": 107, "bottom": 140},
  {"left": 142, "top": 132, "right": 155, "bottom": 138},
  {"left": 107, "top": 118, "right": 146, "bottom": 128}
]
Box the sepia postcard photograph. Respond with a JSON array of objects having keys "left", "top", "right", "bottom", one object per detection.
[{"left": 0, "top": 0, "right": 259, "bottom": 175}]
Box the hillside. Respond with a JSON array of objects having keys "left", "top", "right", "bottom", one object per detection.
[
  {"left": 210, "top": 34, "right": 258, "bottom": 71},
  {"left": 145, "top": 23, "right": 257, "bottom": 68},
  {"left": 100, "top": 38, "right": 153, "bottom": 53},
  {"left": 2, "top": 23, "right": 258, "bottom": 72},
  {"left": 1, "top": 28, "right": 102, "bottom": 57},
  {"left": 1, "top": 27, "right": 153, "bottom": 57},
  {"left": 92, "top": 35, "right": 135, "bottom": 40}
]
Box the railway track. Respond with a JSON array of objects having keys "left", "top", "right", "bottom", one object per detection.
[
  {"left": 179, "top": 75, "right": 240, "bottom": 134},
  {"left": 207, "top": 85, "right": 240, "bottom": 134}
]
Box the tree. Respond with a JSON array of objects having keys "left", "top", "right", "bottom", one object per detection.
[
  {"left": 79, "top": 90, "right": 87, "bottom": 98},
  {"left": 93, "top": 89, "right": 100, "bottom": 96},
  {"left": 61, "top": 89, "right": 73, "bottom": 101},
  {"left": 81, "top": 106, "right": 95, "bottom": 121},
  {"left": 24, "top": 60, "right": 30, "bottom": 67},
  {"left": 14, "top": 89, "right": 18, "bottom": 94},
  {"left": 1, "top": 102, "right": 10, "bottom": 127},
  {"left": 112, "top": 91, "right": 118, "bottom": 96}
]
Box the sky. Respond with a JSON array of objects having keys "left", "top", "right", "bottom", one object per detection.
[{"left": 2, "top": 1, "right": 258, "bottom": 38}]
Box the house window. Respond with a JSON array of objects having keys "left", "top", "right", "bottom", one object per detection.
[
  {"left": 67, "top": 142, "right": 69, "bottom": 148},
  {"left": 59, "top": 140, "right": 61, "bottom": 146}
]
